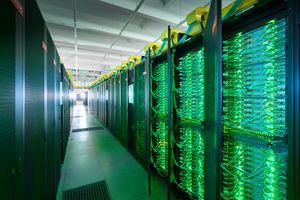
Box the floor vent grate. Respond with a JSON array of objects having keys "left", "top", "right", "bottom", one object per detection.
[
  {"left": 62, "top": 181, "right": 112, "bottom": 200},
  {"left": 72, "top": 127, "right": 103, "bottom": 132}
]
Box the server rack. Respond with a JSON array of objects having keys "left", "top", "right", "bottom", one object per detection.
[
  {"left": 220, "top": 1, "right": 296, "bottom": 199},
  {"left": 108, "top": 78, "right": 113, "bottom": 131},
  {"left": 97, "top": 85, "right": 103, "bottom": 121},
  {"left": 133, "top": 63, "right": 147, "bottom": 167},
  {"left": 92, "top": 86, "right": 97, "bottom": 116},
  {"left": 106, "top": 79, "right": 110, "bottom": 128},
  {"left": 91, "top": 70, "right": 127, "bottom": 147},
  {"left": 24, "top": 0, "right": 48, "bottom": 198},
  {"left": 46, "top": 30, "right": 57, "bottom": 200},
  {"left": 54, "top": 48, "right": 62, "bottom": 195},
  {"left": 94, "top": 86, "right": 98, "bottom": 116},
  {"left": 98, "top": 83, "right": 103, "bottom": 124},
  {"left": 115, "top": 75, "right": 120, "bottom": 138},
  {"left": 0, "top": 1, "right": 19, "bottom": 199},
  {"left": 169, "top": 34, "right": 205, "bottom": 200},
  {"left": 127, "top": 68, "right": 136, "bottom": 157},
  {"left": 148, "top": 49, "right": 170, "bottom": 199},
  {"left": 120, "top": 71, "right": 128, "bottom": 147},
  {"left": 101, "top": 81, "right": 107, "bottom": 126},
  {"left": 147, "top": 28, "right": 207, "bottom": 200},
  {"left": 61, "top": 65, "right": 72, "bottom": 163},
  {"left": 111, "top": 77, "right": 116, "bottom": 135}
]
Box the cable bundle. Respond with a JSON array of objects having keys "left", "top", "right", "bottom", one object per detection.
[
  {"left": 173, "top": 49, "right": 205, "bottom": 199},
  {"left": 151, "top": 61, "right": 168, "bottom": 177},
  {"left": 222, "top": 136, "right": 287, "bottom": 200},
  {"left": 175, "top": 50, "right": 204, "bottom": 121},
  {"left": 222, "top": 18, "right": 287, "bottom": 199},
  {"left": 223, "top": 19, "right": 287, "bottom": 139}
]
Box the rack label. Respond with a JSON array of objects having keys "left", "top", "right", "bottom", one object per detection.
[
  {"left": 42, "top": 41, "right": 47, "bottom": 52},
  {"left": 10, "top": 0, "right": 24, "bottom": 17}
]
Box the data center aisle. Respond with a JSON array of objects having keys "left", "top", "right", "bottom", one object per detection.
[{"left": 56, "top": 105, "right": 149, "bottom": 200}]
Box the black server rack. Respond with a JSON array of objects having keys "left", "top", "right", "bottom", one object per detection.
[
  {"left": 115, "top": 75, "right": 120, "bottom": 138},
  {"left": 97, "top": 71, "right": 129, "bottom": 147},
  {"left": 99, "top": 82, "right": 106, "bottom": 126},
  {"left": 105, "top": 81, "right": 109, "bottom": 127},
  {"left": 99, "top": 85, "right": 101, "bottom": 119},
  {"left": 107, "top": 79, "right": 111, "bottom": 129},
  {"left": 94, "top": 86, "right": 97, "bottom": 116},
  {"left": 120, "top": 71, "right": 128, "bottom": 147},
  {"left": 45, "top": 30, "right": 57, "bottom": 199},
  {"left": 61, "top": 66, "right": 72, "bottom": 163},
  {"left": 98, "top": 84, "right": 102, "bottom": 123},
  {"left": 0, "top": 1, "right": 18, "bottom": 199},
  {"left": 101, "top": 83, "right": 104, "bottom": 123},
  {"left": 127, "top": 68, "right": 135, "bottom": 157},
  {"left": 220, "top": 1, "right": 295, "bottom": 199},
  {"left": 97, "top": 85, "right": 100, "bottom": 119},
  {"left": 54, "top": 49, "right": 62, "bottom": 194},
  {"left": 134, "top": 63, "right": 147, "bottom": 167},
  {"left": 148, "top": 52, "right": 169, "bottom": 200},
  {"left": 24, "top": 0, "right": 47, "bottom": 198},
  {"left": 91, "top": 87, "right": 94, "bottom": 114},
  {"left": 95, "top": 86, "right": 98, "bottom": 117},
  {"left": 113, "top": 76, "right": 117, "bottom": 136},
  {"left": 108, "top": 78, "right": 113, "bottom": 131},
  {"left": 170, "top": 34, "right": 205, "bottom": 199},
  {"left": 103, "top": 82, "right": 107, "bottom": 126}
]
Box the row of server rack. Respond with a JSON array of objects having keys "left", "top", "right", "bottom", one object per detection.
[
  {"left": 0, "top": 0, "right": 73, "bottom": 199},
  {"left": 89, "top": 0, "right": 300, "bottom": 199}
]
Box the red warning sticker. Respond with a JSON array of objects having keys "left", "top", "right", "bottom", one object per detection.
[
  {"left": 10, "top": 0, "right": 24, "bottom": 17},
  {"left": 42, "top": 41, "right": 47, "bottom": 52}
]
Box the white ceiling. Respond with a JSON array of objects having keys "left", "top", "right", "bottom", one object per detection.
[{"left": 37, "top": 0, "right": 233, "bottom": 86}]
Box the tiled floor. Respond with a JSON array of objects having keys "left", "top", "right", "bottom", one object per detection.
[{"left": 56, "top": 105, "right": 149, "bottom": 200}]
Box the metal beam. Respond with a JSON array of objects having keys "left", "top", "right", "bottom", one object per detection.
[
  {"left": 204, "top": 0, "right": 222, "bottom": 199},
  {"left": 95, "top": 0, "right": 194, "bottom": 26},
  {"left": 99, "top": 0, "right": 145, "bottom": 65},
  {"left": 160, "top": 0, "right": 170, "bottom": 6},
  {"left": 38, "top": 1, "right": 157, "bottom": 42}
]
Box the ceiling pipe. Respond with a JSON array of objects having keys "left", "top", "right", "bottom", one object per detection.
[
  {"left": 136, "top": 18, "right": 187, "bottom": 55},
  {"left": 137, "top": 1, "right": 211, "bottom": 55},
  {"left": 99, "top": 0, "right": 145, "bottom": 65},
  {"left": 74, "top": 0, "right": 78, "bottom": 76}
]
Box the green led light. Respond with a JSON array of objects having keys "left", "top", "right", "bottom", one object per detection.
[
  {"left": 223, "top": 19, "right": 287, "bottom": 138},
  {"left": 172, "top": 49, "right": 205, "bottom": 199},
  {"left": 151, "top": 61, "right": 168, "bottom": 177}
]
